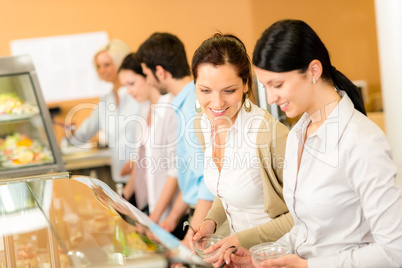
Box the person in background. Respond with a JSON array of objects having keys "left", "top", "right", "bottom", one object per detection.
[
  {"left": 69, "top": 40, "right": 144, "bottom": 206},
  {"left": 118, "top": 53, "right": 186, "bottom": 238},
  {"left": 136, "top": 32, "right": 215, "bottom": 246},
  {"left": 230, "top": 19, "right": 402, "bottom": 268},
  {"left": 190, "top": 33, "right": 293, "bottom": 268}
]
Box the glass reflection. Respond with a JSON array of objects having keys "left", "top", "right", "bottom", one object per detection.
[{"left": 0, "top": 176, "right": 205, "bottom": 267}]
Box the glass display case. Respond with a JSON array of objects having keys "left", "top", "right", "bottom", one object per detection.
[
  {"left": 0, "top": 173, "right": 204, "bottom": 267},
  {"left": 0, "top": 55, "right": 64, "bottom": 179}
]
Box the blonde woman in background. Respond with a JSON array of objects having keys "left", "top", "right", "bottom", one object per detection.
[{"left": 69, "top": 40, "right": 145, "bottom": 207}]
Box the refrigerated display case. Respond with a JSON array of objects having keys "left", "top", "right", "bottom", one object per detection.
[
  {"left": 0, "top": 55, "right": 64, "bottom": 179},
  {"left": 0, "top": 173, "right": 204, "bottom": 267}
]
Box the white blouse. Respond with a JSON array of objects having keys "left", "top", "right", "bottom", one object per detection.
[
  {"left": 73, "top": 87, "right": 145, "bottom": 183},
  {"left": 133, "top": 94, "right": 178, "bottom": 220},
  {"left": 201, "top": 103, "right": 272, "bottom": 234},
  {"left": 277, "top": 92, "right": 402, "bottom": 267}
]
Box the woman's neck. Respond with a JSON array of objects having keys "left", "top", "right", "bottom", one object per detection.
[
  {"left": 309, "top": 86, "right": 340, "bottom": 121},
  {"left": 112, "top": 79, "right": 122, "bottom": 93},
  {"left": 210, "top": 112, "right": 239, "bottom": 133},
  {"left": 306, "top": 85, "right": 341, "bottom": 134},
  {"left": 149, "top": 89, "right": 161, "bottom": 105}
]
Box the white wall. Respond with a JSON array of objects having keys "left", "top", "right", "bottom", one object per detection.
[{"left": 375, "top": 0, "right": 402, "bottom": 186}]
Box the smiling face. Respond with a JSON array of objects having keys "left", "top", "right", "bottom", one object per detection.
[
  {"left": 119, "top": 69, "right": 151, "bottom": 102},
  {"left": 95, "top": 51, "right": 118, "bottom": 83},
  {"left": 254, "top": 66, "right": 314, "bottom": 118},
  {"left": 195, "top": 63, "right": 247, "bottom": 127}
]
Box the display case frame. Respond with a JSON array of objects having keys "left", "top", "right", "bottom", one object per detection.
[
  {"left": 0, "top": 55, "right": 65, "bottom": 179},
  {"left": 0, "top": 174, "right": 205, "bottom": 267}
]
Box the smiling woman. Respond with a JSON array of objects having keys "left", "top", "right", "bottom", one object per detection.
[
  {"left": 195, "top": 64, "right": 246, "bottom": 130},
  {"left": 189, "top": 33, "right": 293, "bottom": 268},
  {"left": 231, "top": 19, "right": 402, "bottom": 268}
]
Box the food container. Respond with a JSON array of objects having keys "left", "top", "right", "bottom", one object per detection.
[
  {"left": 193, "top": 234, "right": 224, "bottom": 258},
  {"left": 250, "top": 242, "right": 290, "bottom": 264}
]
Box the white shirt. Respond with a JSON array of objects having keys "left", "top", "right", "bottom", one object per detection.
[
  {"left": 201, "top": 103, "right": 272, "bottom": 234},
  {"left": 133, "top": 94, "right": 178, "bottom": 220},
  {"left": 277, "top": 92, "right": 402, "bottom": 267},
  {"left": 73, "top": 87, "right": 147, "bottom": 183}
]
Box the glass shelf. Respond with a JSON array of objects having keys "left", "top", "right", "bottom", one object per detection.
[{"left": 0, "top": 55, "right": 64, "bottom": 179}]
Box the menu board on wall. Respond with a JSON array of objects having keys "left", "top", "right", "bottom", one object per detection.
[{"left": 10, "top": 31, "right": 110, "bottom": 103}]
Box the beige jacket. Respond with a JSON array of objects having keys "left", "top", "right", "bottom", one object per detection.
[{"left": 194, "top": 106, "right": 294, "bottom": 249}]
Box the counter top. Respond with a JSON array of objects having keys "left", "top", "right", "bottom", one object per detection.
[{"left": 62, "top": 148, "right": 111, "bottom": 170}]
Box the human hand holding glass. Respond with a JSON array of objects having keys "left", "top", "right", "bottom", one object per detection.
[
  {"left": 201, "top": 234, "right": 241, "bottom": 268},
  {"left": 254, "top": 254, "right": 307, "bottom": 268},
  {"left": 191, "top": 218, "right": 216, "bottom": 242},
  {"left": 250, "top": 242, "right": 289, "bottom": 264},
  {"left": 247, "top": 242, "right": 309, "bottom": 268},
  {"left": 227, "top": 246, "right": 254, "bottom": 268}
]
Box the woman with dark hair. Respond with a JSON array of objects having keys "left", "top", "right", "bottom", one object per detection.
[
  {"left": 231, "top": 19, "right": 402, "bottom": 268},
  {"left": 190, "top": 33, "right": 293, "bottom": 268},
  {"left": 118, "top": 53, "right": 185, "bottom": 238}
]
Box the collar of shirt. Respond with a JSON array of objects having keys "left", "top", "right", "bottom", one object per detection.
[
  {"left": 117, "top": 86, "right": 126, "bottom": 98},
  {"left": 117, "top": 86, "right": 134, "bottom": 104},
  {"left": 291, "top": 90, "right": 354, "bottom": 149},
  {"left": 171, "top": 80, "right": 195, "bottom": 112},
  {"left": 153, "top": 93, "right": 174, "bottom": 120}
]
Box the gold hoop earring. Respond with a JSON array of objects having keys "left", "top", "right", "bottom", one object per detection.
[
  {"left": 195, "top": 100, "right": 202, "bottom": 113},
  {"left": 244, "top": 95, "right": 252, "bottom": 113}
]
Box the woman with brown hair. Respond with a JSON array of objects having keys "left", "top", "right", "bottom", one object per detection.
[{"left": 190, "top": 33, "right": 293, "bottom": 268}]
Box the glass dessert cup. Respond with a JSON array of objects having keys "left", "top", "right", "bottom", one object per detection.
[
  {"left": 250, "top": 242, "right": 290, "bottom": 264},
  {"left": 193, "top": 234, "right": 224, "bottom": 258}
]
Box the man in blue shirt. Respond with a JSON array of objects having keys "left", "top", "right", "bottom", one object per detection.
[{"left": 137, "top": 32, "right": 214, "bottom": 246}]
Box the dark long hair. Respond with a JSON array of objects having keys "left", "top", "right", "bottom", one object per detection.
[
  {"left": 192, "top": 33, "right": 254, "bottom": 102},
  {"left": 119, "top": 53, "right": 145, "bottom": 76},
  {"left": 253, "top": 19, "right": 366, "bottom": 115}
]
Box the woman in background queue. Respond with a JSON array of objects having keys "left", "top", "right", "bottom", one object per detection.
[
  {"left": 118, "top": 53, "right": 188, "bottom": 239},
  {"left": 229, "top": 19, "right": 402, "bottom": 268},
  {"left": 69, "top": 40, "right": 143, "bottom": 207},
  {"left": 190, "top": 33, "right": 293, "bottom": 268}
]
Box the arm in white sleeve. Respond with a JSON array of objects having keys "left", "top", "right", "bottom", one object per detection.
[
  {"left": 72, "top": 103, "right": 101, "bottom": 143},
  {"left": 309, "top": 134, "right": 402, "bottom": 268},
  {"left": 275, "top": 223, "right": 299, "bottom": 254}
]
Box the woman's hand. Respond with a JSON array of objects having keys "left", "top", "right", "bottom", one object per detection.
[
  {"left": 120, "top": 160, "right": 134, "bottom": 176},
  {"left": 203, "top": 234, "right": 241, "bottom": 268},
  {"left": 184, "top": 219, "right": 216, "bottom": 251},
  {"left": 192, "top": 219, "right": 216, "bottom": 241},
  {"left": 158, "top": 215, "right": 179, "bottom": 233},
  {"left": 229, "top": 247, "right": 254, "bottom": 268},
  {"left": 182, "top": 228, "right": 194, "bottom": 250},
  {"left": 256, "top": 254, "right": 307, "bottom": 268},
  {"left": 122, "top": 185, "right": 132, "bottom": 201},
  {"left": 148, "top": 212, "right": 159, "bottom": 223}
]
